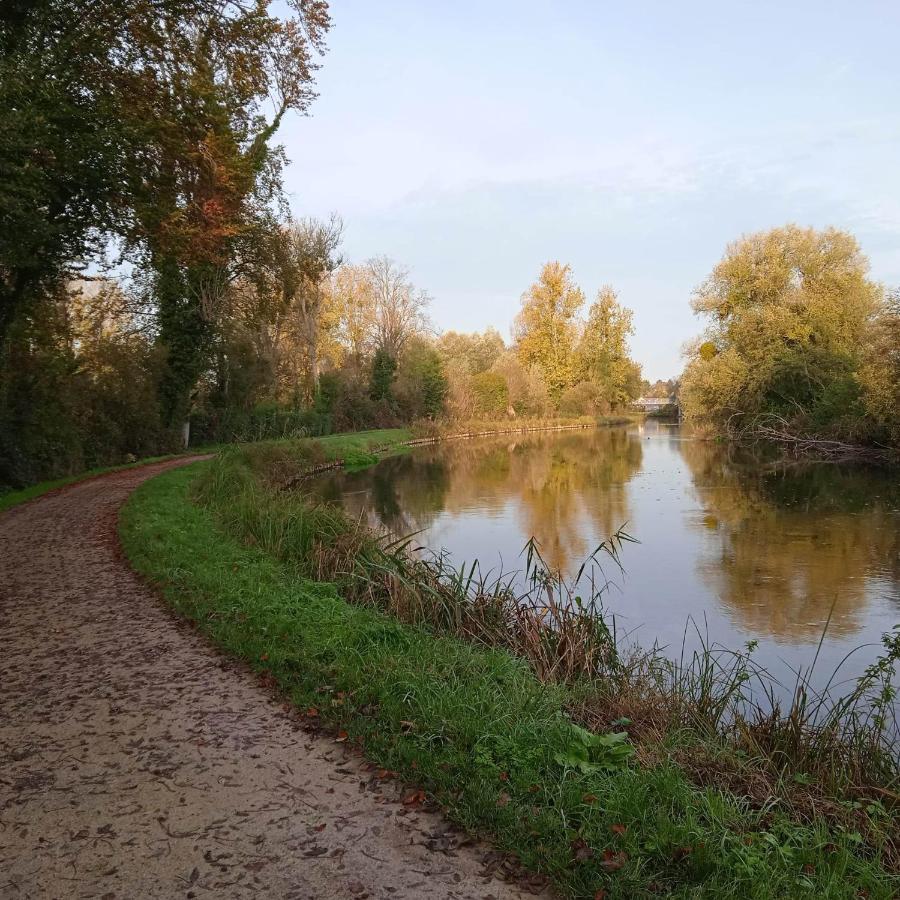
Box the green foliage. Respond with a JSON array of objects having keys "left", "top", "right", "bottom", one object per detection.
[
  {"left": 0, "top": 1, "right": 130, "bottom": 346},
  {"left": 471, "top": 371, "right": 510, "bottom": 416},
  {"left": 395, "top": 338, "right": 447, "bottom": 420},
  {"left": 369, "top": 347, "right": 398, "bottom": 404},
  {"left": 681, "top": 225, "right": 897, "bottom": 447},
  {"left": 0, "top": 287, "right": 170, "bottom": 489},
  {"left": 553, "top": 725, "right": 634, "bottom": 774}
]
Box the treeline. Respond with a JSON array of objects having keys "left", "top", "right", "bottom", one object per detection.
[
  {"left": 680, "top": 225, "right": 900, "bottom": 452},
  {"left": 0, "top": 0, "right": 332, "bottom": 486},
  {"left": 0, "top": 2, "right": 650, "bottom": 489}
]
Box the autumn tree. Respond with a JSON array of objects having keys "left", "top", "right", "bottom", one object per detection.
[
  {"left": 680, "top": 225, "right": 885, "bottom": 440},
  {"left": 576, "top": 286, "right": 641, "bottom": 409},
  {"left": 437, "top": 328, "right": 505, "bottom": 375},
  {"left": 858, "top": 289, "right": 900, "bottom": 444},
  {"left": 326, "top": 264, "right": 378, "bottom": 371},
  {"left": 121, "top": 1, "right": 331, "bottom": 434},
  {"left": 0, "top": 0, "right": 332, "bottom": 437},
  {"left": 274, "top": 215, "right": 343, "bottom": 399},
  {"left": 640, "top": 378, "right": 678, "bottom": 398},
  {"left": 514, "top": 262, "right": 584, "bottom": 402}
]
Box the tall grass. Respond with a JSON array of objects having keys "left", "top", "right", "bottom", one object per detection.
[{"left": 195, "top": 441, "right": 900, "bottom": 860}]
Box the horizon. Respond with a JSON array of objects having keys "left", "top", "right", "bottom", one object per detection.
[{"left": 279, "top": 0, "right": 900, "bottom": 380}]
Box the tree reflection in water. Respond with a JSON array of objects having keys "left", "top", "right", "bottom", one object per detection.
[{"left": 308, "top": 426, "right": 899, "bottom": 655}]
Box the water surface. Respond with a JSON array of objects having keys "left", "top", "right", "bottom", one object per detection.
[{"left": 309, "top": 422, "right": 900, "bottom": 692}]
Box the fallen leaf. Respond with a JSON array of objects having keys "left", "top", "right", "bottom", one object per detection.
[
  {"left": 600, "top": 849, "right": 627, "bottom": 872},
  {"left": 402, "top": 789, "right": 426, "bottom": 806},
  {"left": 571, "top": 837, "right": 593, "bottom": 862}
]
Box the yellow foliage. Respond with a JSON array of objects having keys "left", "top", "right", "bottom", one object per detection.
[
  {"left": 681, "top": 225, "right": 891, "bottom": 441},
  {"left": 513, "top": 262, "right": 584, "bottom": 401}
]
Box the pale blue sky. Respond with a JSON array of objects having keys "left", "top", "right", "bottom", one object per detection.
[{"left": 279, "top": 0, "right": 900, "bottom": 379}]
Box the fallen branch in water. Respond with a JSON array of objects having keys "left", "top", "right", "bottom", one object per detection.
[{"left": 746, "top": 418, "right": 897, "bottom": 465}]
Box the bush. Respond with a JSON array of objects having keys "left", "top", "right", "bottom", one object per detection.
[
  {"left": 558, "top": 381, "right": 603, "bottom": 417},
  {"left": 471, "top": 371, "right": 508, "bottom": 416}
]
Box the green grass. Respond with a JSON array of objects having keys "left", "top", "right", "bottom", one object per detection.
[{"left": 120, "top": 459, "right": 898, "bottom": 899}]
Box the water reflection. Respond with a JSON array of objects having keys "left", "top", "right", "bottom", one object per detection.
[
  {"left": 308, "top": 424, "right": 900, "bottom": 675},
  {"left": 679, "top": 439, "right": 900, "bottom": 640},
  {"left": 311, "top": 429, "right": 642, "bottom": 572}
]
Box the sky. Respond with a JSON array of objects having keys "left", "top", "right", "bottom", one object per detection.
[{"left": 278, "top": 0, "right": 900, "bottom": 380}]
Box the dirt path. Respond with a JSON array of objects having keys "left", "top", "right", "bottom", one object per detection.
[{"left": 0, "top": 460, "right": 548, "bottom": 899}]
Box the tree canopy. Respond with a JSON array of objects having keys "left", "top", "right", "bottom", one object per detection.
[{"left": 680, "top": 225, "right": 893, "bottom": 443}]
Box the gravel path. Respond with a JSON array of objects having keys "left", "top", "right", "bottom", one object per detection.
[{"left": 0, "top": 460, "right": 548, "bottom": 899}]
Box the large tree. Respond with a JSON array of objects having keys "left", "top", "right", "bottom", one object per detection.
[
  {"left": 576, "top": 286, "right": 641, "bottom": 408},
  {"left": 367, "top": 256, "right": 430, "bottom": 358},
  {"left": 514, "top": 262, "right": 584, "bottom": 402},
  {"left": 274, "top": 216, "right": 343, "bottom": 399},
  {"left": 122, "top": 1, "right": 331, "bottom": 429},
  {"left": 0, "top": 0, "right": 332, "bottom": 435},
  {"left": 680, "top": 225, "right": 885, "bottom": 439},
  {"left": 0, "top": 0, "right": 133, "bottom": 348}
]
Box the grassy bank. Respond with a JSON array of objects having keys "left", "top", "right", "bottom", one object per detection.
[{"left": 120, "top": 431, "right": 898, "bottom": 898}]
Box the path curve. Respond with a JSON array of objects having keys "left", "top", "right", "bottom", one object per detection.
[{"left": 0, "top": 460, "right": 547, "bottom": 899}]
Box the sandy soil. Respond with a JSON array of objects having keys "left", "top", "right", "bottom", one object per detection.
[{"left": 0, "top": 460, "right": 549, "bottom": 899}]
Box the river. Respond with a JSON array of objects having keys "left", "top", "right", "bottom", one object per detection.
[{"left": 308, "top": 421, "right": 900, "bottom": 695}]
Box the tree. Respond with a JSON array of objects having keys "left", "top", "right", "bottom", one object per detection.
[
  {"left": 274, "top": 215, "right": 343, "bottom": 399},
  {"left": 576, "top": 286, "right": 641, "bottom": 409},
  {"left": 858, "top": 289, "right": 900, "bottom": 444},
  {"left": 369, "top": 347, "right": 397, "bottom": 404},
  {"left": 680, "top": 225, "right": 884, "bottom": 440},
  {"left": 367, "top": 256, "right": 430, "bottom": 358},
  {"left": 640, "top": 378, "right": 678, "bottom": 398},
  {"left": 437, "top": 328, "right": 505, "bottom": 375},
  {"left": 122, "top": 1, "right": 331, "bottom": 431},
  {"left": 0, "top": 0, "right": 133, "bottom": 349},
  {"left": 514, "top": 262, "right": 584, "bottom": 402},
  {"left": 491, "top": 351, "right": 551, "bottom": 417},
  {"left": 327, "top": 263, "right": 378, "bottom": 370},
  {"left": 395, "top": 338, "right": 447, "bottom": 420}
]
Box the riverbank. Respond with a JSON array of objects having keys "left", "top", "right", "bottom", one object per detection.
[
  {"left": 119, "top": 429, "right": 899, "bottom": 898},
  {"left": 0, "top": 417, "right": 628, "bottom": 511}
]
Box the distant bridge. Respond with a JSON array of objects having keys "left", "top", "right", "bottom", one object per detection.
[{"left": 632, "top": 396, "right": 680, "bottom": 414}]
